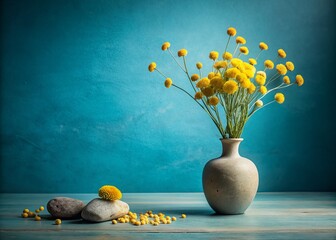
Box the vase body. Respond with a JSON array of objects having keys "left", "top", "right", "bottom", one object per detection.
[{"left": 202, "top": 138, "right": 258, "bottom": 214}]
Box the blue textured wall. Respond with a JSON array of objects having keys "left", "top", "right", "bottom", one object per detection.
[{"left": 1, "top": 0, "right": 335, "bottom": 193}]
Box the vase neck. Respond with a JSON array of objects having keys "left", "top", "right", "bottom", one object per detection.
[{"left": 220, "top": 138, "right": 243, "bottom": 158}]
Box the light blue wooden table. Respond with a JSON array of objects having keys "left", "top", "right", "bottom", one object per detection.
[{"left": 0, "top": 193, "right": 335, "bottom": 239}]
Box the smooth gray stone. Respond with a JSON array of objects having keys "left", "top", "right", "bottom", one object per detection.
[
  {"left": 47, "top": 197, "right": 85, "bottom": 219},
  {"left": 81, "top": 198, "right": 129, "bottom": 222}
]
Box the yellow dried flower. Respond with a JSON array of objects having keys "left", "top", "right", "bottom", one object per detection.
[
  {"left": 98, "top": 185, "right": 122, "bottom": 201},
  {"left": 196, "top": 62, "right": 203, "bottom": 69},
  {"left": 191, "top": 74, "right": 200, "bottom": 81},
  {"left": 255, "top": 75, "right": 266, "bottom": 85},
  {"left": 276, "top": 64, "right": 287, "bottom": 75},
  {"left": 259, "top": 42, "right": 268, "bottom": 50},
  {"left": 264, "top": 60, "right": 274, "bottom": 69},
  {"left": 256, "top": 71, "right": 266, "bottom": 78},
  {"left": 239, "top": 46, "right": 249, "bottom": 55},
  {"left": 177, "top": 49, "right": 188, "bottom": 57},
  {"left": 214, "top": 60, "right": 227, "bottom": 69},
  {"left": 194, "top": 92, "right": 203, "bottom": 100},
  {"left": 148, "top": 62, "right": 156, "bottom": 72},
  {"left": 285, "top": 61, "right": 295, "bottom": 71},
  {"left": 283, "top": 76, "right": 290, "bottom": 84},
  {"left": 55, "top": 219, "right": 62, "bottom": 225},
  {"left": 223, "top": 52, "right": 232, "bottom": 60},
  {"left": 209, "top": 51, "right": 219, "bottom": 60},
  {"left": 222, "top": 80, "right": 238, "bottom": 94},
  {"left": 274, "top": 93, "right": 285, "bottom": 104},
  {"left": 259, "top": 86, "right": 267, "bottom": 94},
  {"left": 236, "top": 36, "right": 246, "bottom": 44},
  {"left": 278, "top": 49, "right": 286, "bottom": 58},
  {"left": 201, "top": 87, "right": 215, "bottom": 97},
  {"left": 248, "top": 83, "right": 256, "bottom": 94},
  {"left": 255, "top": 100, "right": 263, "bottom": 107},
  {"left": 208, "top": 72, "right": 215, "bottom": 79},
  {"left": 224, "top": 68, "right": 240, "bottom": 78},
  {"left": 164, "top": 78, "right": 173, "bottom": 88},
  {"left": 249, "top": 58, "right": 257, "bottom": 65},
  {"left": 196, "top": 78, "right": 210, "bottom": 88},
  {"left": 236, "top": 73, "right": 248, "bottom": 83},
  {"left": 295, "top": 75, "right": 304, "bottom": 86},
  {"left": 244, "top": 65, "right": 256, "bottom": 78},
  {"left": 161, "top": 42, "right": 170, "bottom": 51},
  {"left": 208, "top": 96, "right": 219, "bottom": 106},
  {"left": 210, "top": 76, "right": 224, "bottom": 89},
  {"left": 231, "top": 58, "right": 243, "bottom": 67},
  {"left": 227, "top": 27, "right": 237, "bottom": 36},
  {"left": 240, "top": 78, "right": 251, "bottom": 88}
]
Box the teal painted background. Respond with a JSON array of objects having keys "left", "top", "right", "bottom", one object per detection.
[{"left": 1, "top": 0, "right": 335, "bottom": 193}]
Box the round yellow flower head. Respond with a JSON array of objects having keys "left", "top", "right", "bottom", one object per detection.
[
  {"left": 236, "top": 36, "right": 246, "bottom": 44},
  {"left": 209, "top": 51, "right": 219, "bottom": 61},
  {"left": 208, "top": 96, "right": 219, "bottom": 106},
  {"left": 248, "top": 83, "right": 256, "bottom": 94},
  {"left": 177, "top": 49, "right": 188, "bottom": 57},
  {"left": 249, "top": 58, "right": 257, "bottom": 66},
  {"left": 196, "top": 78, "right": 210, "bottom": 88},
  {"left": 222, "top": 80, "right": 238, "bottom": 94},
  {"left": 283, "top": 76, "right": 290, "bottom": 84},
  {"left": 255, "top": 75, "right": 266, "bottom": 85},
  {"left": 231, "top": 58, "right": 243, "bottom": 67},
  {"left": 148, "top": 62, "right": 156, "bottom": 72},
  {"left": 194, "top": 91, "right": 203, "bottom": 100},
  {"left": 208, "top": 72, "right": 215, "bottom": 79},
  {"left": 239, "top": 46, "right": 249, "bottom": 55},
  {"left": 285, "top": 61, "right": 295, "bottom": 71},
  {"left": 276, "top": 64, "right": 287, "bottom": 75},
  {"left": 257, "top": 71, "right": 266, "bottom": 78},
  {"left": 259, "top": 86, "right": 267, "bottom": 94},
  {"left": 236, "top": 73, "right": 247, "bottom": 83},
  {"left": 255, "top": 100, "right": 263, "bottom": 107},
  {"left": 164, "top": 78, "right": 173, "bottom": 88},
  {"left": 264, "top": 60, "right": 274, "bottom": 69},
  {"left": 259, "top": 42, "right": 268, "bottom": 50},
  {"left": 278, "top": 49, "right": 286, "bottom": 58},
  {"left": 274, "top": 93, "right": 285, "bottom": 104},
  {"left": 240, "top": 78, "right": 251, "bottom": 88},
  {"left": 223, "top": 52, "right": 232, "bottom": 60},
  {"left": 161, "top": 42, "right": 170, "bottom": 51},
  {"left": 295, "top": 74, "right": 304, "bottom": 86},
  {"left": 201, "top": 87, "right": 215, "bottom": 97},
  {"left": 210, "top": 76, "right": 224, "bottom": 89},
  {"left": 196, "top": 62, "right": 203, "bottom": 69},
  {"left": 227, "top": 27, "right": 237, "bottom": 36},
  {"left": 224, "top": 68, "right": 240, "bottom": 78},
  {"left": 191, "top": 74, "right": 200, "bottom": 81},
  {"left": 99, "top": 185, "right": 122, "bottom": 201},
  {"left": 214, "top": 60, "right": 227, "bottom": 69}
]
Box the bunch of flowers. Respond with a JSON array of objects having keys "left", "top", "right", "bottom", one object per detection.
[{"left": 148, "top": 27, "right": 304, "bottom": 138}]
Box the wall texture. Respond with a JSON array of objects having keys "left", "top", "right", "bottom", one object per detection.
[{"left": 1, "top": 0, "right": 335, "bottom": 193}]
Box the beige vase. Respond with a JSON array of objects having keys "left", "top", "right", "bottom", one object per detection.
[{"left": 202, "top": 138, "right": 259, "bottom": 214}]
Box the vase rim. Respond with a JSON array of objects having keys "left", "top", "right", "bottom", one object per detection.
[{"left": 220, "top": 138, "right": 244, "bottom": 142}]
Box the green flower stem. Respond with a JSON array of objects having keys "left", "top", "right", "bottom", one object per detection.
[
  {"left": 168, "top": 49, "right": 186, "bottom": 73},
  {"left": 155, "top": 68, "right": 169, "bottom": 78},
  {"left": 248, "top": 100, "right": 275, "bottom": 119},
  {"left": 223, "top": 36, "right": 231, "bottom": 55},
  {"left": 233, "top": 43, "right": 240, "bottom": 57},
  {"left": 255, "top": 49, "right": 263, "bottom": 60}
]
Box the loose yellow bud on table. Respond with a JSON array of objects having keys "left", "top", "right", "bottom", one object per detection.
[
  {"left": 181, "top": 214, "right": 186, "bottom": 218},
  {"left": 39, "top": 206, "right": 44, "bottom": 211},
  {"left": 112, "top": 220, "right": 117, "bottom": 224},
  {"left": 55, "top": 219, "right": 62, "bottom": 225},
  {"left": 134, "top": 221, "right": 141, "bottom": 226},
  {"left": 23, "top": 209, "right": 29, "bottom": 213},
  {"left": 153, "top": 222, "right": 159, "bottom": 226},
  {"left": 22, "top": 213, "right": 28, "bottom": 218},
  {"left": 28, "top": 212, "right": 35, "bottom": 217},
  {"left": 172, "top": 217, "right": 177, "bottom": 221},
  {"left": 35, "top": 209, "right": 40, "bottom": 213},
  {"left": 35, "top": 216, "right": 41, "bottom": 221}
]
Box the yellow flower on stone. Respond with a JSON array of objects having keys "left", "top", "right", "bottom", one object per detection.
[
  {"left": 276, "top": 64, "right": 287, "bottom": 75},
  {"left": 164, "top": 78, "right": 173, "bottom": 88},
  {"left": 248, "top": 83, "right": 256, "bottom": 94},
  {"left": 194, "top": 91, "right": 203, "bottom": 100},
  {"left": 264, "top": 60, "right": 274, "bottom": 69},
  {"left": 274, "top": 93, "right": 285, "bottom": 104},
  {"left": 285, "top": 61, "right": 295, "bottom": 71},
  {"left": 161, "top": 42, "right": 170, "bottom": 51},
  {"left": 178, "top": 49, "right": 188, "bottom": 57},
  {"left": 201, "top": 87, "right": 215, "bottom": 97},
  {"left": 231, "top": 58, "right": 243, "bottom": 67},
  {"left": 225, "top": 68, "right": 240, "bottom": 78},
  {"left": 148, "top": 62, "right": 156, "bottom": 72},
  {"left": 209, "top": 51, "right": 219, "bottom": 61},
  {"left": 208, "top": 72, "right": 215, "bottom": 79},
  {"left": 278, "top": 49, "right": 286, "bottom": 58},
  {"left": 196, "top": 62, "right": 203, "bottom": 69},
  {"left": 227, "top": 27, "right": 237, "bottom": 36},
  {"left": 255, "top": 75, "right": 266, "bottom": 85},
  {"left": 210, "top": 76, "right": 224, "bottom": 89},
  {"left": 99, "top": 185, "right": 122, "bottom": 201},
  {"left": 208, "top": 96, "right": 219, "bottom": 106},
  {"left": 222, "top": 80, "right": 238, "bottom": 94},
  {"left": 255, "top": 100, "right": 263, "bottom": 107},
  {"left": 236, "top": 36, "right": 246, "bottom": 44},
  {"left": 295, "top": 75, "right": 304, "bottom": 86},
  {"left": 259, "top": 42, "right": 268, "bottom": 50},
  {"left": 191, "top": 74, "right": 200, "bottom": 81},
  {"left": 259, "top": 86, "right": 267, "bottom": 94},
  {"left": 239, "top": 46, "right": 249, "bottom": 55},
  {"left": 214, "top": 60, "right": 227, "bottom": 69},
  {"left": 249, "top": 58, "right": 257, "bottom": 65},
  {"left": 196, "top": 77, "right": 210, "bottom": 88},
  {"left": 283, "top": 76, "right": 290, "bottom": 84},
  {"left": 223, "top": 52, "right": 232, "bottom": 60}
]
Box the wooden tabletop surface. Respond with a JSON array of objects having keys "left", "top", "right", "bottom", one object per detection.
[{"left": 0, "top": 192, "right": 335, "bottom": 239}]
